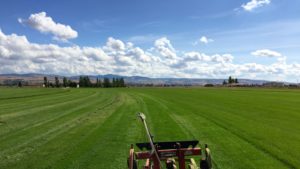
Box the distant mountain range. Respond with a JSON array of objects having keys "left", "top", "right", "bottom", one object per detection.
[{"left": 0, "top": 73, "right": 275, "bottom": 86}]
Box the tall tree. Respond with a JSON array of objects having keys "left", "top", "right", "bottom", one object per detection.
[
  {"left": 63, "top": 77, "right": 68, "bottom": 87},
  {"left": 115, "top": 78, "right": 120, "bottom": 87},
  {"left": 120, "top": 78, "right": 125, "bottom": 87},
  {"left": 55, "top": 76, "right": 60, "bottom": 87},
  {"left": 228, "top": 76, "right": 233, "bottom": 84},
  {"left": 112, "top": 78, "right": 116, "bottom": 87},
  {"left": 96, "top": 78, "right": 102, "bottom": 87},
  {"left": 235, "top": 78, "right": 238, "bottom": 84},
  {"left": 85, "top": 76, "right": 91, "bottom": 87},
  {"left": 79, "top": 76, "right": 92, "bottom": 87},
  {"left": 43, "top": 76, "right": 48, "bottom": 87},
  {"left": 103, "top": 78, "right": 111, "bottom": 88},
  {"left": 68, "top": 80, "right": 77, "bottom": 88},
  {"left": 79, "top": 76, "right": 84, "bottom": 87},
  {"left": 18, "top": 81, "right": 22, "bottom": 87}
]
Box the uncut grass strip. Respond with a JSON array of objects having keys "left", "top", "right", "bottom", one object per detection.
[
  {"left": 134, "top": 88, "right": 293, "bottom": 168},
  {"left": 149, "top": 89, "right": 300, "bottom": 140},
  {"left": 156, "top": 92, "right": 296, "bottom": 169},
  {"left": 170, "top": 92, "right": 300, "bottom": 168},
  {"left": 162, "top": 100, "right": 288, "bottom": 168}
]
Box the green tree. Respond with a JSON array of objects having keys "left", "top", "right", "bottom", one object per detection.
[
  {"left": 68, "top": 80, "right": 77, "bottom": 88},
  {"left": 85, "top": 76, "right": 92, "bottom": 87},
  {"left": 228, "top": 76, "right": 233, "bottom": 84},
  {"left": 115, "top": 78, "right": 120, "bottom": 87},
  {"left": 79, "top": 76, "right": 92, "bottom": 87},
  {"left": 55, "top": 76, "right": 60, "bottom": 87},
  {"left": 223, "top": 80, "right": 227, "bottom": 85},
  {"left": 18, "top": 81, "right": 22, "bottom": 87},
  {"left": 79, "top": 76, "right": 84, "bottom": 87},
  {"left": 96, "top": 78, "right": 102, "bottom": 87},
  {"left": 63, "top": 77, "right": 68, "bottom": 87},
  {"left": 235, "top": 78, "right": 238, "bottom": 84},
  {"left": 112, "top": 78, "right": 116, "bottom": 87},
  {"left": 43, "top": 76, "right": 48, "bottom": 87},
  {"left": 119, "top": 78, "right": 125, "bottom": 87},
  {"left": 103, "top": 78, "right": 111, "bottom": 88}
]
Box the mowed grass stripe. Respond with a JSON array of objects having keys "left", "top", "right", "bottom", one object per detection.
[
  {"left": 0, "top": 90, "right": 95, "bottom": 124},
  {"left": 59, "top": 93, "right": 141, "bottom": 169},
  {"left": 0, "top": 90, "right": 116, "bottom": 167},
  {"left": 0, "top": 90, "right": 100, "bottom": 137},
  {"left": 0, "top": 89, "right": 85, "bottom": 115},
  {"left": 0, "top": 88, "right": 65, "bottom": 100},
  {"left": 1, "top": 91, "right": 124, "bottom": 169},
  {"left": 0, "top": 89, "right": 73, "bottom": 112},
  {"left": 15, "top": 92, "right": 141, "bottom": 169},
  {"left": 135, "top": 93, "right": 191, "bottom": 141},
  {"left": 0, "top": 90, "right": 110, "bottom": 148}
]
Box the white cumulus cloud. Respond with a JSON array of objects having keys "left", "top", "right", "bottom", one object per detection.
[
  {"left": 242, "top": 0, "right": 271, "bottom": 11},
  {"left": 251, "top": 49, "right": 282, "bottom": 57},
  {"left": 1, "top": 29, "right": 300, "bottom": 81},
  {"left": 200, "top": 36, "right": 214, "bottom": 44},
  {"left": 154, "top": 37, "right": 177, "bottom": 59},
  {"left": 18, "top": 12, "right": 78, "bottom": 42},
  {"left": 193, "top": 36, "right": 214, "bottom": 45}
]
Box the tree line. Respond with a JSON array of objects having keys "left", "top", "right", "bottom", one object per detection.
[
  {"left": 223, "top": 76, "right": 238, "bottom": 85},
  {"left": 43, "top": 76, "right": 126, "bottom": 88}
]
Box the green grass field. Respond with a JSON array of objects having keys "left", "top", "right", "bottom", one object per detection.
[{"left": 0, "top": 87, "right": 299, "bottom": 169}]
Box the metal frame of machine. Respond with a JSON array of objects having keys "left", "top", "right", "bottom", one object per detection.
[{"left": 127, "top": 113, "right": 212, "bottom": 169}]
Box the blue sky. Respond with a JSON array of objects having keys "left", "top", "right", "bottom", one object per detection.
[{"left": 0, "top": 0, "right": 300, "bottom": 82}]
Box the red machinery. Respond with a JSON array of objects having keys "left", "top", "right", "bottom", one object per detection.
[{"left": 128, "top": 113, "right": 212, "bottom": 169}]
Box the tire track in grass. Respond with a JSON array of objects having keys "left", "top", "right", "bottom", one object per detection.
[
  {"left": 135, "top": 93, "right": 191, "bottom": 141},
  {"left": 133, "top": 92, "right": 212, "bottom": 169},
  {"left": 0, "top": 90, "right": 98, "bottom": 137},
  {"left": 147, "top": 91, "right": 292, "bottom": 169},
  {"left": 0, "top": 90, "right": 121, "bottom": 168}
]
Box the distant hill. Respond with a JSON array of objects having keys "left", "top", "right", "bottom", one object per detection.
[{"left": 0, "top": 73, "right": 273, "bottom": 86}]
